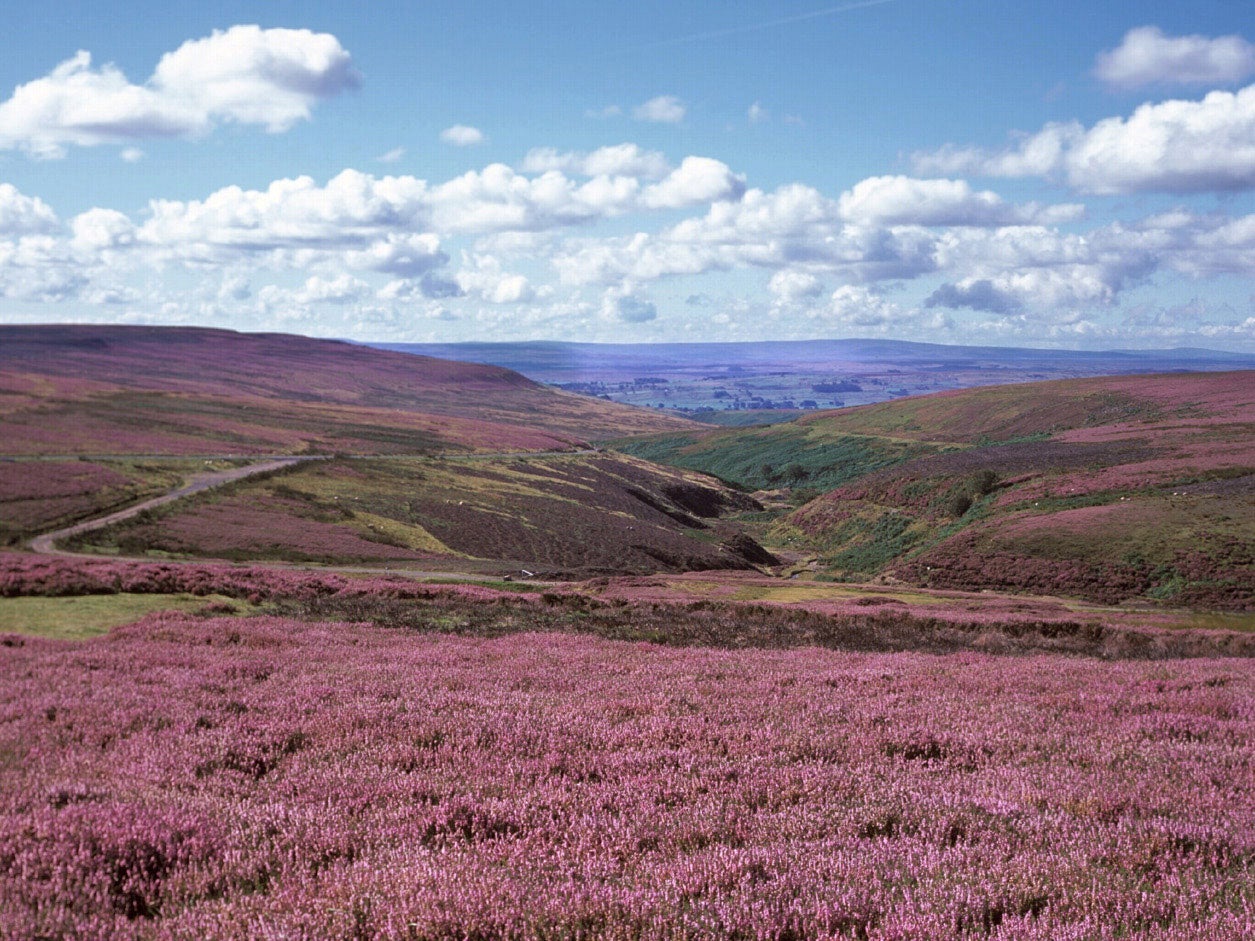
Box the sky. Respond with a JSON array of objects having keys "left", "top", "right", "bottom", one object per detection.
[{"left": 0, "top": 0, "right": 1253, "bottom": 349}]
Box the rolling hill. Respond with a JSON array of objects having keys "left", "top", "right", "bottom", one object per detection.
[
  {"left": 0, "top": 325, "right": 694, "bottom": 456},
  {"left": 614, "top": 372, "right": 1255, "bottom": 608},
  {"left": 1, "top": 326, "right": 773, "bottom": 573}
]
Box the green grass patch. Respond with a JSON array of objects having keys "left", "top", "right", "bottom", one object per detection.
[
  {"left": 611, "top": 425, "right": 937, "bottom": 492},
  {"left": 0, "top": 593, "right": 257, "bottom": 640}
]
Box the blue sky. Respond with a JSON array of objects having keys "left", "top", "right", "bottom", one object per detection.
[{"left": 1, "top": 1, "right": 1253, "bottom": 348}]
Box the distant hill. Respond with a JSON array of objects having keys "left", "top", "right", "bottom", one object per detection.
[
  {"left": 614, "top": 371, "right": 1255, "bottom": 608},
  {"left": 379, "top": 338, "right": 1255, "bottom": 423},
  {"left": 377, "top": 338, "right": 1255, "bottom": 381},
  {"left": 0, "top": 326, "right": 694, "bottom": 455}
]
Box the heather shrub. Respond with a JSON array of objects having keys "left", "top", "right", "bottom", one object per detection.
[{"left": 0, "top": 620, "right": 1251, "bottom": 938}]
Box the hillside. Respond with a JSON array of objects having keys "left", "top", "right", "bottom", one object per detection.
[
  {"left": 0, "top": 326, "right": 779, "bottom": 574},
  {"left": 0, "top": 325, "right": 694, "bottom": 455},
  {"left": 60, "top": 453, "right": 774, "bottom": 575},
  {"left": 614, "top": 372, "right": 1255, "bottom": 608}
]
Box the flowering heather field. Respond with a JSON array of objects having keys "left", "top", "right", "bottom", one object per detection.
[
  {"left": 1, "top": 616, "right": 1251, "bottom": 939},
  {"left": 728, "top": 372, "right": 1255, "bottom": 607}
]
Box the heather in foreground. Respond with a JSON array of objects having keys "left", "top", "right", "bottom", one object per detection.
[{"left": 1, "top": 617, "right": 1251, "bottom": 939}]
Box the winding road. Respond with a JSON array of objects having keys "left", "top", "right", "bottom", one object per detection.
[
  {"left": 28, "top": 457, "right": 320, "bottom": 556},
  {"left": 22, "top": 451, "right": 596, "bottom": 582}
]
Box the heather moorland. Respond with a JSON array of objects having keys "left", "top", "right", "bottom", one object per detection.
[
  {"left": 617, "top": 371, "right": 1254, "bottom": 609},
  {"left": 1, "top": 327, "right": 1252, "bottom": 939}
]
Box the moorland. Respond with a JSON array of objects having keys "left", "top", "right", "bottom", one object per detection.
[{"left": 1, "top": 324, "right": 1251, "bottom": 938}]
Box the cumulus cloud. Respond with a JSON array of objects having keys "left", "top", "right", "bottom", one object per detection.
[
  {"left": 1095, "top": 26, "right": 1255, "bottom": 90},
  {"left": 69, "top": 208, "right": 136, "bottom": 251},
  {"left": 293, "top": 274, "right": 371, "bottom": 305},
  {"left": 925, "top": 279, "right": 1022, "bottom": 314},
  {"left": 827, "top": 285, "right": 902, "bottom": 328},
  {"left": 345, "top": 233, "right": 447, "bottom": 277},
  {"left": 633, "top": 95, "right": 686, "bottom": 124},
  {"left": 914, "top": 84, "right": 1255, "bottom": 194},
  {"left": 602, "top": 286, "right": 657, "bottom": 323},
  {"left": 0, "top": 184, "right": 59, "bottom": 235},
  {"left": 426, "top": 164, "right": 641, "bottom": 233},
  {"left": 455, "top": 254, "right": 534, "bottom": 304},
  {"left": 520, "top": 143, "right": 670, "bottom": 179},
  {"left": 641, "top": 157, "right": 746, "bottom": 209},
  {"left": 137, "top": 169, "right": 429, "bottom": 259},
  {"left": 837, "top": 175, "right": 1081, "bottom": 227},
  {"left": 0, "top": 26, "right": 358, "bottom": 157},
  {"left": 769, "top": 269, "right": 824, "bottom": 303},
  {"left": 554, "top": 182, "right": 940, "bottom": 288},
  {"left": 440, "top": 125, "right": 485, "bottom": 146}
]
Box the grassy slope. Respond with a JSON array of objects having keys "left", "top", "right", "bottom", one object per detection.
[
  {"left": 0, "top": 325, "right": 695, "bottom": 456},
  {"left": 610, "top": 424, "right": 943, "bottom": 493},
  {"left": 66, "top": 453, "right": 774, "bottom": 575},
  {"left": 616, "top": 372, "right": 1255, "bottom": 608}
]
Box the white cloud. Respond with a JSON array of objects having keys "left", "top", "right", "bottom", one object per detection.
[
  {"left": 837, "top": 175, "right": 1080, "bottom": 227},
  {"left": 748, "top": 102, "right": 768, "bottom": 124},
  {"left": 1067, "top": 86, "right": 1255, "bottom": 193},
  {"left": 768, "top": 269, "right": 823, "bottom": 303},
  {"left": 0, "top": 26, "right": 357, "bottom": 157},
  {"left": 520, "top": 143, "right": 670, "bottom": 179},
  {"left": 601, "top": 285, "right": 657, "bottom": 323},
  {"left": 0, "top": 234, "right": 87, "bottom": 302},
  {"left": 1095, "top": 26, "right": 1255, "bottom": 90},
  {"left": 120, "top": 147, "right": 144, "bottom": 163},
  {"left": 633, "top": 95, "right": 686, "bottom": 124},
  {"left": 455, "top": 253, "right": 534, "bottom": 304},
  {"left": 828, "top": 285, "right": 903, "bottom": 329},
  {"left": 440, "top": 124, "right": 485, "bottom": 146},
  {"left": 553, "top": 182, "right": 943, "bottom": 288},
  {"left": 69, "top": 207, "right": 136, "bottom": 251},
  {"left": 293, "top": 274, "right": 371, "bottom": 305},
  {"left": 136, "top": 169, "right": 429, "bottom": 259},
  {"left": 641, "top": 157, "right": 746, "bottom": 209},
  {"left": 426, "top": 164, "right": 641, "bottom": 233},
  {"left": 930, "top": 224, "right": 1158, "bottom": 312},
  {"left": 344, "top": 233, "right": 446, "bottom": 276},
  {"left": 377, "top": 147, "right": 405, "bottom": 163},
  {"left": 585, "top": 105, "right": 622, "bottom": 119},
  {"left": 0, "top": 184, "right": 59, "bottom": 235},
  {"left": 914, "top": 84, "right": 1255, "bottom": 194}
]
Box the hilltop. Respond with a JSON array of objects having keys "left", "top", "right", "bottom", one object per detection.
[{"left": 0, "top": 325, "right": 694, "bottom": 456}]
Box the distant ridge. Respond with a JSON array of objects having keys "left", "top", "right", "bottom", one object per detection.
[
  {"left": 376, "top": 338, "right": 1255, "bottom": 383},
  {"left": 0, "top": 325, "right": 695, "bottom": 455}
]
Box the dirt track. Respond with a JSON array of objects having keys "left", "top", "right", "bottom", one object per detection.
[
  {"left": 23, "top": 453, "right": 579, "bottom": 583},
  {"left": 27, "top": 458, "right": 319, "bottom": 555}
]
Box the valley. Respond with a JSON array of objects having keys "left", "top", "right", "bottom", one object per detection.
[{"left": 1, "top": 325, "right": 1251, "bottom": 939}]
